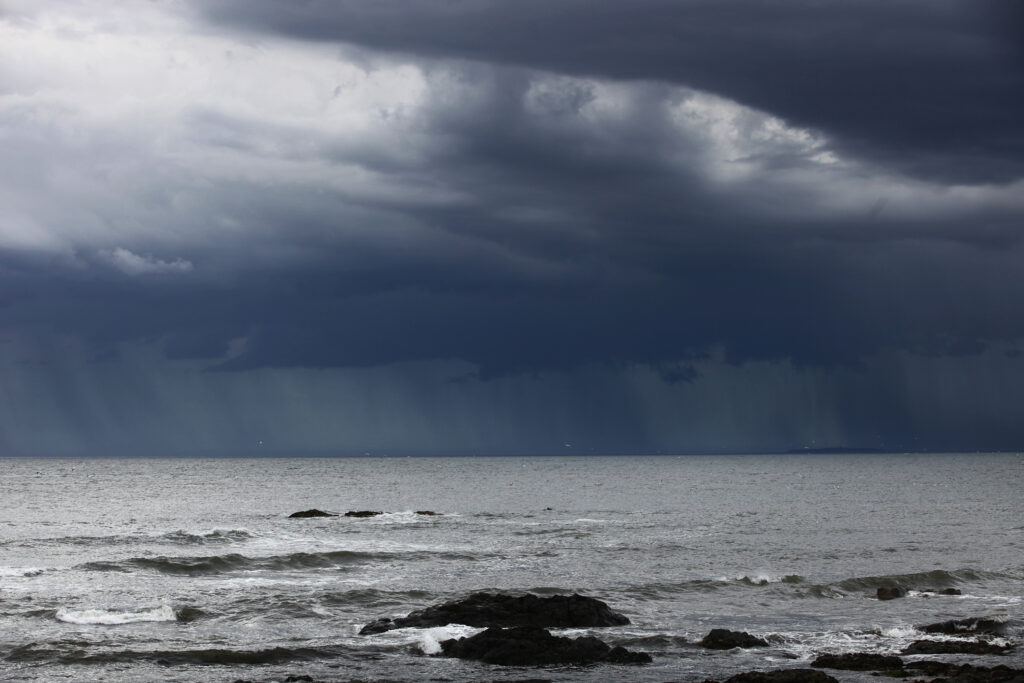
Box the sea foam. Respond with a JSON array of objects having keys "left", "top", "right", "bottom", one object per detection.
[
  {"left": 55, "top": 605, "right": 177, "bottom": 625},
  {"left": 416, "top": 625, "right": 484, "bottom": 654}
]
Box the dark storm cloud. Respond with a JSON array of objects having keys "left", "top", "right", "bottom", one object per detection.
[
  {"left": 4, "top": 1, "right": 1024, "bottom": 454},
  {"left": 1, "top": 45, "right": 1022, "bottom": 380},
  {"left": 197, "top": 0, "right": 1024, "bottom": 184}
]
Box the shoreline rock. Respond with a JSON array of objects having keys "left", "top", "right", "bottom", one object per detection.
[
  {"left": 344, "top": 510, "right": 383, "bottom": 517},
  {"left": 359, "top": 592, "right": 630, "bottom": 635},
  {"left": 437, "top": 625, "right": 651, "bottom": 665},
  {"left": 919, "top": 616, "right": 1005, "bottom": 635},
  {"left": 287, "top": 509, "right": 336, "bottom": 518},
  {"left": 905, "top": 661, "right": 1024, "bottom": 683},
  {"left": 714, "top": 669, "right": 839, "bottom": 683},
  {"left": 902, "top": 639, "right": 1013, "bottom": 655},
  {"left": 700, "top": 629, "right": 769, "bottom": 650},
  {"left": 877, "top": 586, "right": 908, "bottom": 600},
  {"left": 811, "top": 653, "right": 903, "bottom": 671}
]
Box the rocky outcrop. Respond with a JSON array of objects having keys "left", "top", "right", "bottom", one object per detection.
[
  {"left": 414, "top": 510, "right": 439, "bottom": 516},
  {"left": 877, "top": 586, "right": 908, "bottom": 600},
  {"left": 344, "top": 510, "right": 382, "bottom": 518},
  {"left": 876, "top": 586, "right": 962, "bottom": 600},
  {"left": 359, "top": 592, "right": 629, "bottom": 635},
  {"left": 905, "top": 661, "right": 1024, "bottom": 683},
  {"left": 699, "top": 629, "right": 768, "bottom": 649},
  {"left": 919, "top": 617, "right": 1006, "bottom": 635},
  {"left": 902, "top": 640, "right": 1013, "bottom": 656},
  {"left": 812, "top": 653, "right": 903, "bottom": 671},
  {"left": 287, "top": 509, "right": 336, "bottom": 518},
  {"left": 437, "top": 625, "right": 650, "bottom": 665},
  {"left": 719, "top": 669, "right": 838, "bottom": 683}
]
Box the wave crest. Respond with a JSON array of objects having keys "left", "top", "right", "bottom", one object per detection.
[{"left": 55, "top": 605, "right": 177, "bottom": 625}]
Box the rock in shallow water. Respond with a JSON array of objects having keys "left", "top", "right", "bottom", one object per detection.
[
  {"left": 717, "top": 669, "right": 839, "bottom": 683},
  {"left": 359, "top": 592, "right": 630, "bottom": 635},
  {"left": 437, "top": 625, "right": 651, "bottom": 665},
  {"left": 902, "top": 639, "right": 1013, "bottom": 655},
  {"left": 905, "top": 661, "right": 1024, "bottom": 683},
  {"left": 344, "top": 510, "right": 382, "bottom": 517},
  {"left": 699, "top": 629, "right": 769, "bottom": 649},
  {"left": 877, "top": 586, "right": 908, "bottom": 600},
  {"left": 811, "top": 653, "right": 904, "bottom": 671},
  {"left": 287, "top": 509, "right": 336, "bottom": 518},
  {"left": 919, "top": 617, "right": 1006, "bottom": 635}
]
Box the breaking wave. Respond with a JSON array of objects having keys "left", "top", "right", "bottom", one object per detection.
[
  {"left": 161, "top": 529, "right": 254, "bottom": 544},
  {"left": 55, "top": 605, "right": 178, "bottom": 625}
]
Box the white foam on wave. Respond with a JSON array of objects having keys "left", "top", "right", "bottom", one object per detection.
[
  {"left": 415, "top": 625, "right": 484, "bottom": 654},
  {"left": 775, "top": 627, "right": 912, "bottom": 660},
  {"left": 55, "top": 604, "right": 177, "bottom": 625},
  {"left": 0, "top": 567, "right": 45, "bottom": 577},
  {"left": 879, "top": 625, "right": 918, "bottom": 639},
  {"left": 716, "top": 573, "right": 789, "bottom": 584}
]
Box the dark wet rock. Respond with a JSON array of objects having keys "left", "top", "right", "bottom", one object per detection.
[
  {"left": 414, "top": 510, "right": 439, "bottom": 516},
  {"left": 812, "top": 653, "right": 904, "bottom": 671},
  {"left": 437, "top": 625, "right": 651, "bottom": 665},
  {"left": 920, "top": 588, "right": 963, "bottom": 596},
  {"left": 287, "top": 509, "right": 336, "bottom": 518},
  {"left": 719, "top": 669, "right": 839, "bottom": 683},
  {"left": 700, "top": 629, "right": 769, "bottom": 649},
  {"left": 920, "top": 617, "right": 1006, "bottom": 635},
  {"left": 345, "top": 510, "right": 383, "bottom": 518},
  {"left": 902, "top": 640, "right": 1013, "bottom": 656},
  {"left": 359, "top": 592, "right": 630, "bottom": 635},
  {"left": 877, "top": 586, "right": 908, "bottom": 600},
  {"left": 905, "top": 661, "right": 1024, "bottom": 683}
]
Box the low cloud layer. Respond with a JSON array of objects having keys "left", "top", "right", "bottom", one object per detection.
[{"left": 1, "top": 1, "right": 1022, "bottom": 454}]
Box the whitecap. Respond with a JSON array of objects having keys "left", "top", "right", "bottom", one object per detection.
[
  {"left": 416, "top": 625, "right": 484, "bottom": 654},
  {"left": 55, "top": 604, "right": 177, "bottom": 625},
  {"left": 0, "top": 567, "right": 45, "bottom": 577},
  {"left": 879, "top": 625, "right": 918, "bottom": 639}
]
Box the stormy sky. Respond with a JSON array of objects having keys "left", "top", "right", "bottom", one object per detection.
[{"left": 1, "top": 0, "right": 1023, "bottom": 456}]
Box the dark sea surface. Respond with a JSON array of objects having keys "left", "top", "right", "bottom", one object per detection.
[{"left": 0, "top": 453, "right": 1021, "bottom": 682}]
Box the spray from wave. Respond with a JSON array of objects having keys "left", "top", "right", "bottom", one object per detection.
[{"left": 55, "top": 605, "right": 178, "bottom": 625}]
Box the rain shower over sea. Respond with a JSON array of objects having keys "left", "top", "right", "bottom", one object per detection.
[{"left": 1, "top": 453, "right": 1022, "bottom": 682}]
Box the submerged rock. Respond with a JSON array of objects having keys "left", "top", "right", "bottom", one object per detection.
[
  {"left": 919, "top": 617, "right": 1006, "bottom": 635},
  {"left": 359, "top": 592, "right": 630, "bottom": 635},
  {"left": 719, "top": 669, "right": 839, "bottom": 683},
  {"left": 414, "top": 510, "right": 439, "bottom": 516},
  {"left": 812, "top": 653, "right": 904, "bottom": 671},
  {"left": 437, "top": 625, "right": 651, "bottom": 665},
  {"left": 287, "top": 509, "right": 336, "bottom": 518},
  {"left": 877, "top": 586, "right": 908, "bottom": 600},
  {"left": 920, "top": 588, "right": 963, "bottom": 596},
  {"left": 344, "top": 510, "right": 383, "bottom": 518},
  {"left": 699, "top": 629, "right": 769, "bottom": 650},
  {"left": 902, "top": 639, "right": 1013, "bottom": 656}
]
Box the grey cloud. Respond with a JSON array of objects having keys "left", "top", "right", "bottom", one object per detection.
[
  {"left": 3, "top": 2, "right": 1024, "bottom": 454},
  {"left": 197, "top": 0, "right": 1024, "bottom": 184},
  {"left": 3, "top": 56, "right": 1022, "bottom": 379},
  {"left": 106, "top": 248, "right": 194, "bottom": 276}
]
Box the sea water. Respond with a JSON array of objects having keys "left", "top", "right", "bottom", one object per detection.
[{"left": 0, "top": 453, "right": 1021, "bottom": 682}]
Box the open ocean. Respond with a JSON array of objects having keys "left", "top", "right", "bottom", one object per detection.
[{"left": 1, "top": 453, "right": 1021, "bottom": 682}]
